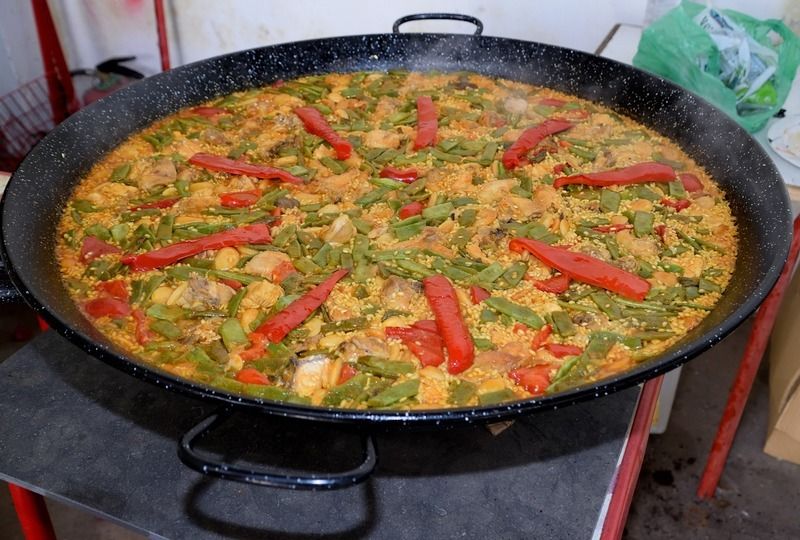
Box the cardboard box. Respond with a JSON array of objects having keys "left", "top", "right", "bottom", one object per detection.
[{"left": 765, "top": 268, "right": 800, "bottom": 463}]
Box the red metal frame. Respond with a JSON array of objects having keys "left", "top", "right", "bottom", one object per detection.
[
  {"left": 600, "top": 376, "right": 664, "bottom": 539},
  {"left": 697, "top": 214, "right": 800, "bottom": 498},
  {"left": 7, "top": 484, "right": 56, "bottom": 540}
]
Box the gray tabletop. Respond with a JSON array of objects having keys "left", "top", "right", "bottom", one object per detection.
[{"left": 0, "top": 332, "right": 639, "bottom": 539}]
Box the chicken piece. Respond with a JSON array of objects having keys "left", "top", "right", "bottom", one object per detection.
[
  {"left": 292, "top": 355, "right": 333, "bottom": 397},
  {"left": 533, "top": 185, "right": 560, "bottom": 210},
  {"left": 167, "top": 277, "right": 235, "bottom": 310},
  {"left": 174, "top": 194, "right": 218, "bottom": 213},
  {"left": 380, "top": 276, "right": 419, "bottom": 311},
  {"left": 616, "top": 230, "right": 658, "bottom": 258},
  {"left": 315, "top": 168, "right": 365, "bottom": 199},
  {"left": 477, "top": 179, "right": 517, "bottom": 204},
  {"left": 138, "top": 158, "right": 177, "bottom": 191},
  {"left": 650, "top": 271, "right": 678, "bottom": 287},
  {"left": 243, "top": 251, "right": 293, "bottom": 280},
  {"left": 85, "top": 182, "right": 138, "bottom": 206},
  {"left": 503, "top": 96, "right": 528, "bottom": 115},
  {"left": 338, "top": 336, "right": 389, "bottom": 362},
  {"left": 498, "top": 196, "right": 545, "bottom": 221},
  {"left": 473, "top": 342, "right": 530, "bottom": 371},
  {"left": 364, "top": 129, "right": 401, "bottom": 149},
  {"left": 324, "top": 214, "right": 357, "bottom": 244},
  {"left": 240, "top": 280, "right": 283, "bottom": 310}
]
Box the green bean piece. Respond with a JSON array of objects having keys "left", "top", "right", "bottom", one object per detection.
[
  {"left": 323, "top": 374, "right": 369, "bottom": 407},
  {"left": 294, "top": 257, "right": 321, "bottom": 275},
  {"left": 396, "top": 259, "right": 436, "bottom": 277},
  {"left": 652, "top": 151, "right": 685, "bottom": 170},
  {"left": 392, "top": 220, "right": 425, "bottom": 241},
  {"left": 227, "top": 288, "right": 246, "bottom": 318},
  {"left": 600, "top": 190, "right": 621, "bottom": 213},
  {"left": 272, "top": 224, "right": 296, "bottom": 247},
  {"left": 632, "top": 330, "right": 676, "bottom": 341},
  {"left": 635, "top": 186, "right": 661, "bottom": 201},
  {"left": 660, "top": 262, "right": 684, "bottom": 274},
  {"left": 478, "top": 388, "right": 516, "bottom": 405},
  {"left": 484, "top": 297, "right": 544, "bottom": 329},
  {"left": 698, "top": 278, "right": 721, "bottom": 293},
  {"left": 556, "top": 300, "right": 600, "bottom": 313},
  {"left": 84, "top": 224, "right": 111, "bottom": 242},
  {"left": 685, "top": 286, "right": 700, "bottom": 300},
  {"left": 356, "top": 356, "right": 415, "bottom": 378},
  {"left": 312, "top": 243, "right": 333, "bottom": 267},
  {"left": 150, "top": 319, "right": 182, "bottom": 340},
  {"left": 352, "top": 235, "right": 370, "bottom": 264},
  {"left": 451, "top": 228, "right": 474, "bottom": 249},
  {"left": 109, "top": 163, "right": 132, "bottom": 183},
  {"left": 585, "top": 332, "right": 620, "bottom": 360},
  {"left": 73, "top": 199, "right": 99, "bottom": 213},
  {"left": 110, "top": 223, "right": 129, "bottom": 244},
  {"left": 694, "top": 236, "right": 724, "bottom": 253},
  {"left": 209, "top": 269, "right": 261, "bottom": 285},
  {"left": 422, "top": 202, "right": 454, "bottom": 223},
  {"left": 369, "top": 248, "right": 420, "bottom": 261},
  {"left": 219, "top": 318, "right": 249, "bottom": 351},
  {"left": 499, "top": 262, "right": 527, "bottom": 288},
  {"left": 449, "top": 379, "right": 478, "bottom": 406},
  {"left": 142, "top": 301, "right": 182, "bottom": 321},
  {"left": 633, "top": 211, "right": 653, "bottom": 237},
  {"left": 367, "top": 379, "right": 420, "bottom": 408},
  {"left": 590, "top": 292, "right": 623, "bottom": 320},
  {"left": 320, "top": 156, "right": 348, "bottom": 174},
  {"left": 668, "top": 180, "right": 687, "bottom": 199},
  {"left": 459, "top": 208, "right": 477, "bottom": 227},
  {"left": 551, "top": 311, "right": 576, "bottom": 337},
  {"left": 321, "top": 317, "right": 368, "bottom": 334},
  {"left": 472, "top": 262, "right": 505, "bottom": 285},
  {"left": 156, "top": 215, "right": 174, "bottom": 242},
  {"left": 569, "top": 145, "right": 597, "bottom": 161},
  {"left": 637, "top": 259, "right": 654, "bottom": 279}
]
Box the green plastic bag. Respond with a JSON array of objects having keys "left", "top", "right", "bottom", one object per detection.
[{"left": 633, "top": 1, "right": 800, "bottom": 132}]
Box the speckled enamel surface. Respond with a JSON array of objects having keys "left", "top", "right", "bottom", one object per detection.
[{"left": 0, "top": 33, "right": 792, "bottom": 426}]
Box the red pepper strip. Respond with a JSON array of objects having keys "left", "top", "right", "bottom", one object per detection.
[
  {"left": 553, "top": 163, "right": 566, "bottom": 175},
  {"left": 502, "top": 119, "right": 573, "bottom": 170},
  {"left": 543, "top": 343, "right": 584, "bottom": 358},
  {"left": 398, "top": 201, "right": 424, "bottom": 219},
  {"left": 379, "top": 166, "right": 419, "bottom": 183},
  {"left": 661, "top": 198, "right": 691, "bottom": 212},
  {"left": 385, "top": 325, "right": 445, "bottom": 368},
  {"left": 592, "top": 224, "right": 633, "bottom": 233},
  {"left": 293, "top": 107, "right": 352, "bottom": 160},
  {"left": 235, "top": 368, "right": 271, "bottom": 385},
  {"left": 534, "top": 273, "right": 571, "bottom": 294},
  {"left": 469, "top": 285, "right": 491, "bottom": 304},
  {"left": 337, "top": 364, "right": 357, "bottom": 385},
  {"left": 412, "top": 320, "right": 439, "bottom": 333},
  {"left": 510, "top": 237, "right": 650, "bottom": 301},
  {"left": 271, "top": 260, "right": 297, "bottom": 283},
  {"left": 129, "top": 197, "right": 180, "bottom": 211},
  {"left": 679, "top": 172, "right": 703, "bottom": 193},
  {"left": 654, "top": 224, "right": 667, "bottom": 242},
  {"left": 255, "top": 269, "right": 350, "bottom": 343},
  {"left": 509, "top": 365, "right": 551, "bottom": 396},
  {"left": 240, "top": 333, "right": 267, "bottom": 362},
  {"left": 422, "top": 275, "right": 475, "bottom": 374},
  {"left": 413, "top": 96, "right": 438, "bottom": 150},
  {"left": 96, "top": 279, "right": 129, "bottom": 301},
  {"left": 79, "top": 236, "right": 121, "bottom": 263},
  {"left": 530, "top": 324, "right": 552, "bottom": 350},
  {"left": 539, "top": 98, "right": 566, "bottom": 107},
  {"left": 84, "top": 297, "right": 131, "bottom": 319},
  {"left": 220, "top": 189, "right": 262, "bottom": 208},
  {"left": 188, "top": 153, "right": 304, "bottom": 185},
  {"left": 190, "top": 106, "right": 228, "bottom": 117},
  {"left": 132, "top": 309, "right": 154, "bottom": 345},
  {"left": 122, "top": 223, "right": 272, "bottom": 271},
  {"left": 219, "top": 277, "right": 243, "bottom": 290},
  {"left": 553, "top": 162, "right": 675, "bottom": 189}
]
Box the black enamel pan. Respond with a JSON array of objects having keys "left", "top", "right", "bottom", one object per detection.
[{"left": 0, "top": 15, "right": 792, "bottom": 488}]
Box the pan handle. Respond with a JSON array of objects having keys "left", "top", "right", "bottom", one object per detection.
[
  {"left": 393, "top": 13, "right": 484, "bottom": 36},
  {"left": 178, "top": 410, "right": 377, "bottom": 490}
]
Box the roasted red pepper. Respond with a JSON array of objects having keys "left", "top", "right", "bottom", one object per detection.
[
  {"left": 294, "top": 107, "right": 352, "bottom": 160},
  {"left": 553, "top": 163, "right": 566, "bottom": 175},
  {"left": 132, "top": 308, "right": 154, "bottom": 345},
  {"left": 413, "top": 96, "right": 438, "bottom": 150},
  {"left": 79, "top": 236, "right": 121, "bottom": 263},
  {"left": 654, "top": 224, "right": 667, "bottom": 242},
  {"left": 129, "top": 198, "right": 180, "bottom": 211},
  {"left": 188, "top": 153, "right": 304, "bottom": 185},
  {"left": 337, "top": 364, "right": 357, "bottom": 385},
  {"left": 422, "top": 275, "right": 474, "bottom": 374},
  {"left": 592, "top": 224, "right": 633, "bottom": 233},
  {"left": 509, "top": 237, "right": 650, "bottom": 301},
  {"left": 553, "top": 162, "right": 675, "bottom": 188},
  {"left": 190, "top": 106, "right": 228, "bottom": 118},
  {"left": 509, "top": 365, "right": 551, "bottom": 396},
  {"left": 534, "top": 273, "right": 571, "bottom": 294},
  {"left": 271, "top": 260, "right": 297, "bottom": 283},
  {"left": 235, "top": 368, "right": 271, "bottom": 385},
  {"left": 679, "top": 173, "right": 703, "bottom": 193},
  {"left": 95, "top": 280, "right": 129, "bottom": 301},
  {"left": 385, "top": 320, "right": 445, "bottom": 368},
  {"left": 255, "top": 269, "right": 349, "bottom": 343},
  {"left": 538, "top": 98, "right": 567, "bottom": 107},
  {"left": 379, "top": 166, "right": 419, "bottom": 183},
  {"left": 661, "top": 198, "right": 691, "bottom": 212},
  {"left": 219, "top": 278, "right": 243, "bottom": 290},
  {"left": 240, "top": 333, "right": 267, "bottom": 362},
  {"left": 398, "top": 201, "right": 424, "bottom": 219},
  {"left": 530, "top": 324, "right": 552, "bottom": 350},
  {"left": 543, "top": 343, "right": 584, "bottom": 358},
  {"left": 220, "top": 189, "right": 262, "bottom": 208},
  {"left": 502, "top": 119, "right": 573, "bottom": 170},
  {"left": 469, "top": 285, "right": 491, "bottom": 304},
  {"left": 84, "top": 297, "right": 131, "bottom": 319},
  {"left": 122, "top": 224, "right": 272, "bottom": 271}
]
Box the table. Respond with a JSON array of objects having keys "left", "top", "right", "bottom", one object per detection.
[{"left": 0, "top": 332, "right": 654, "bottom": 539}]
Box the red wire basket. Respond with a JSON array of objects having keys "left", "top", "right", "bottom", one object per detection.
[{"left": 0, "top": 77, "right": 57, "bottom": 172}]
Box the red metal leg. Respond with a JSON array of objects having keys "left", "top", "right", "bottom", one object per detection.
[
  {"left": 600, "top": 375, "right": 664, "bottom": 540},
  {"left": 7, "top": 484, "right": 56, "bottom": 540},
  {"left": 154, "top": 0, "right": 171, "bottom": 71},
  {"left": 697, "top": 214, "right": 800, "bottom": 499}
]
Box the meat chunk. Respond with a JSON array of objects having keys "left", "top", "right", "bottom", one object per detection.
[
  {"left": 167, "top": 277, "right": 235, "bottom": 310},
  {"left": 243, "top": 251, "right": 293, "bottom": 280},
  {"left": 380, "top": 276, "right": 419, "bottom": 311},
  {"left": 138, "top": 158, "right": 176, "bottom": 191}
]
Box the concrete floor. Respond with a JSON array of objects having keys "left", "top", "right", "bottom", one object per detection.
[{"left": 0, "top": 305, "right": 798, "bottom": 539}]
